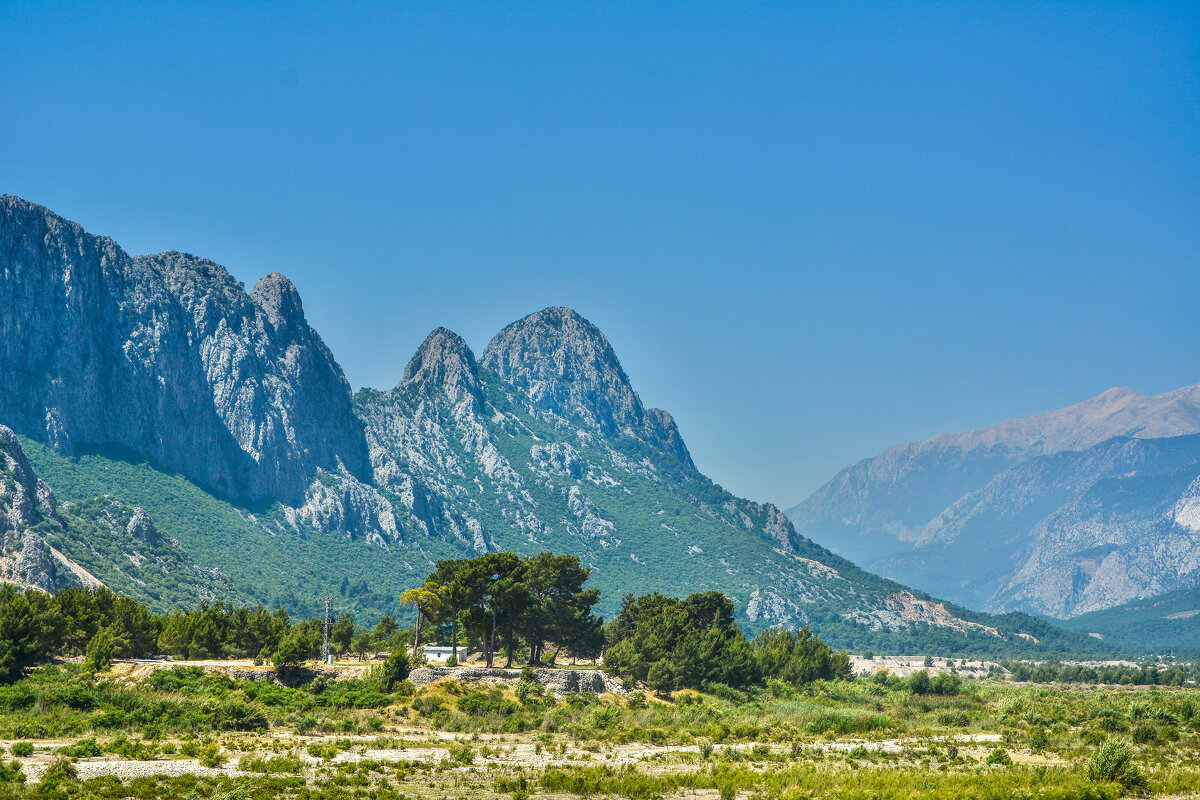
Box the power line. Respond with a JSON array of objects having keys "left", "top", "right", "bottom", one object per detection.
[{"left": 319, "top": 596, "right": 335, "bottom": 664}]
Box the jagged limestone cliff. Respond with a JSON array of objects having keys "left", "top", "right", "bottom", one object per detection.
[{"left": 0, "top": 196, "right": 370, "bottom": 506}]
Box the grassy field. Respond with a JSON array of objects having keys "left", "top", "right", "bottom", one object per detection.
[{"left": 0, "top": 660, "right": 1196, "bottom": 799}]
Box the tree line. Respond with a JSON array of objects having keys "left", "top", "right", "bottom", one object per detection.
[
  {"left": 1001, "top": 659, "right": 1200, "bottom": 686},
  {"left": 0, "top": 551, "right": 852, "bottom": 696}
]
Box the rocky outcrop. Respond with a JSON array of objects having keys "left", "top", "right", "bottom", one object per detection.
[
  {"left": 125, "top": 508, "right": 160, "bottom": 544},
  {"left": 481, "top": 307, "right": 693, "bottom": 467},
  {"left": 0, "top": 425, "right": 82, "bottom": 591},
  {"left": 401, "top": 328, "right": 483, "bottom": 405},
  {"left": 0, "top": 196, "right": 370, "bottom": 505}
]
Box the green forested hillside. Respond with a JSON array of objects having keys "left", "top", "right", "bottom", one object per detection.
[
  {"left": 1064, "top": 587, "right": 1200, "bottom": 657},
  {"left": 18, "top": 437, "right": 461, "bottom": 622}
]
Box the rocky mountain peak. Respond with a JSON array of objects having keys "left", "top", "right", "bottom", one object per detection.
[
  {"left": 251, "top": 272, "right": 306, "bottom": 329},
  {"left": 0, "top": 196, "right": 370, "bottom": 506},
  {"left": 481, "top": 307, "right": 643, "bottom": 436},
  {"left": 400, "top": 327, "right": 482, "bottom": 403}
]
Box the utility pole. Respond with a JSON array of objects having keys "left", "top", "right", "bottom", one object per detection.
[{"left": 320, "top": 596, "right": 335, "bottom": 664}]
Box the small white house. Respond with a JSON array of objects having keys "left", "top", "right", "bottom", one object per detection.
[{"left": 422, "top": 645, "right": 459, "bottom": 663}]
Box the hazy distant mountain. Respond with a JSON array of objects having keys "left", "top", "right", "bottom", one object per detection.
[
  {"left": 789, "top": 385, "right": 1200, "bottom": 618},
  {"left": 0, "top": 195, "right": 1100, "bottom": 655}
]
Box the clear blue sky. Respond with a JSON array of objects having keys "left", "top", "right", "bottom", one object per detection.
[{"left": 2, "top": 2, "right": 1198, "bottom": 506}]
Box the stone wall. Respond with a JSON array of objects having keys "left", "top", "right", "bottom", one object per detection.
[{"left": 409, "top": 666, "right": 624, "bottom": 695}]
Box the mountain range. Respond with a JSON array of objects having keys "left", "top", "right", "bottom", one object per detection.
[
  {"left": 789, "top": 385, "right": 1200, "bottom": 625},
  {"left": 0, "top": 195, "right": 1132, "bottom": 656}
]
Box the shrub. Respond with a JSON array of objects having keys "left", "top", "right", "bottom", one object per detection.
[
  {"left": 986, "top": 748, "right": 1011, "bottom": 766},
  {"left": 60, "top": 738, "right": 101, "bottom": 758},
  {"left": 1029, "top": 727, "right": 1049, "bottom": 751},
  {"left": 307, "top": 742, "right": 339, "bottom": 760},
  {"left": 908, "top": 670, "right": 932, "bottom": 695},
  {"left": 930, "top": 673, "right": 962, "bottom": 696},
  {"left": 517, "top": 669, "right": 544, "bottom": 707},
  {"left": 238, "top": 753, "right": 303, "bottom": 773},
  {"left": 39, "top": 756, "right": 77, "bottom": 786},
  {"left": 0, "top": 759, "right": 23, "bottom": 784},
  {"left": 197, "top": 743, "right": 226, "bottom": 768},
  {"left": 459, "top": 690, "right": 520, "bottom": 718},
  {"left": 371, "top": 650, "right": 411, "bottom": 692},
  {"left": 447, "top": 743, "right": 474, "bottom": 765},
  {"left": 10, "top": 743, "right": 32, "bottom": 758},
  {"left": 1087, "top": 740, "right": 1148, "bottom": 792},
  {"left": 1131, "top": 723, "right": 1158, "bottom": 744},
  {"left": 446, "top": 654, "right": 458, "bottom": 668}
]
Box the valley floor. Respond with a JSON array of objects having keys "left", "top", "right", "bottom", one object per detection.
[{"left": 1, "top": 659, "right": 1198, "bottom": 799}]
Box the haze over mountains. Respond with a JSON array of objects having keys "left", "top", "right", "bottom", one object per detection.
[
  {"left": 789, "top": 384, "right": 1200, "bottom": 620},
  {"left": 1, "top": 194, "right": 1098, "bottom": 655}
]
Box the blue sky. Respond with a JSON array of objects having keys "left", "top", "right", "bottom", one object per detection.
[{"left": 2, "top": 2, "right": 1198, "bottom": 505}]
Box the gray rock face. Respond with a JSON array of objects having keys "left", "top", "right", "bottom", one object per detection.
[
  {"left": 401, "top": 327, "right": 483, "bottom": 405},
  {"left": 790, "top": 385, "right": 1200, "bottom": 618},
  {"left": 482, "top": 307, "right": 693, "bottom": 467},
  {"left": 125, "top": 508, "right": 160, "bottom": 544},
  {"left": 12, "top": 532, "right": 59, "bottom": 592},
  {"left": 0, "top": 425, "right": 49, "bottom": 537},
  {"left": 0, "top": 196, "right": 369, "bottom": 505},
  {"left": 0, "top": 425, "right": 76, "bottom": 591}
]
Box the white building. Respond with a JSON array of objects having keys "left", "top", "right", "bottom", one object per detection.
[{"left": 422, "top": 645, "right": 459, "bottom": 663}]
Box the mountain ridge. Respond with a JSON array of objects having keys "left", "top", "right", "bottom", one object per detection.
[
  {"left": 0, "top": 195, "right": 1105, "bottom": 655},
  {"left": 789, "top": 384, "right": 1200, "bottom": 619}
]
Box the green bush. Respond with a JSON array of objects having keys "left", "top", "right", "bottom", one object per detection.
[
  {"left": 985, "top": 748, "right": 1011, "bottom": 766},
  {"left": 197, "top": 743, "right": 226, "bottom": 768},
  {"left": 1029, "top": 727, "right": 1049, "bottom": 750},
  {"left": 39, "top": 756, "right": 77, "bottom": 786},
  {"left": 459, "top": 689, "right": 520, "bottom": 718},
  {"left": 516, "top": 669, "right": 545, "bottom": 707},
  {"left": 908, "top": 670, "right": 932, "bottom": 695},
  {"left": 1086, "top": 740, "right": 1148, "bottom": 792},
  {"left": 447, "top": 743, "right": 475, "bottom": 765},
  {"left": 10, "top": 743, "right": 32, "bottom": 758},
  {"left": 0, "top": 758, "right": 24, "bottom": 784},
  {"left": 1130, "top": 723, "right": 1158, "bottom": 744},
  {"left": 237, "top": 753, "right": 304, "bottom": 773},
  {"left": 372, "top": 650, "right": 411, "bottom": 692},
  {"left": 60, "top": 737, "right": 101, "bottom": 758}
]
